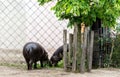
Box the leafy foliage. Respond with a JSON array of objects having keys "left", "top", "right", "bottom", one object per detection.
[
  {"left": 111, "top": 35, "right": 120, "bottom": 68},
  {"left": 38, "top": 0, "right": 120, "bottom": 28},
  {"left": 38, "top": 0, "right": 52, "bottom": 5},
  {"left": 115, "top": 20, "right": 120, "bottom": 33}
]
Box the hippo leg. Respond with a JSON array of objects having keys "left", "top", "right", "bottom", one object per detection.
[
  {"left": 27, "top": 62, "right": 30, "bottom": 70},
  {"left": 40, "top": 60, "right": 43, "bottom": 67},
  {"left": 25, "top": 61, "right": 29, "bottom": 70},
  {"left": 34, "top": 62, "right": 37, "bottom": 69},
  {"left": 24, "top": 58, "right": 31, "bottom": 70},
  {"left": 28, "top": 60, "right": 33, "bottom": 70}
]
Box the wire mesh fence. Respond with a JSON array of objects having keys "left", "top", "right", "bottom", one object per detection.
[
  {"left": 1, "top": 0, "right": 120, "bottom": 68},
  {"left": 0, "top": 0, "right": 73, "bottom": 65}
]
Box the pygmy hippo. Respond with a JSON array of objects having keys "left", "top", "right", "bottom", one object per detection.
[
  {"left": 23, "top": 42, "right": 49, "bottom": 70},
  {"left": 50, "top": 44, "right": 69, "bottom": 66}
]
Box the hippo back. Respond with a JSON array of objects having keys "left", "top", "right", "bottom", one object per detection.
[{"left": 23, "top": 42, "right": 48, "bottom": 61}]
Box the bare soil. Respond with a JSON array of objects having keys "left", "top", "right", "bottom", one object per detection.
[{"left": 0, "top": 66, "right": 120, "bottom": 77}]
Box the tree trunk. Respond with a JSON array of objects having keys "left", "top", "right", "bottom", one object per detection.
[
  {"left": 72, "top": 23, "right": 82, "bottom": 72},
  {"left": 80, "top": 27, "right": 88, "bottom": 73},
  {"left": 77, "top": 23, "right": 82, "bottom": 72}
]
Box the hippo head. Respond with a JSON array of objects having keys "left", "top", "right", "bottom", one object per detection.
[{"left": 49, "top": 56, "right": 61, "bottom": 66}]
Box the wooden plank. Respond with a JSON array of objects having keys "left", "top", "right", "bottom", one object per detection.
[
  {"left": 63, "top": 29, "right": 68, "bottom": 71},
  {"left": 72, "top": 24, "right": 78, "bottom": 72},
  {"left": 87, "top": 31, "right": 94, "bottom": 72},
  {"left": 68, "top": 33, "right": 73, "bottom": 69},
  {"left": 86, "top": 27, "right": 90, "bottom": 71}
]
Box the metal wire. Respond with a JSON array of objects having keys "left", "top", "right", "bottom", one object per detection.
[{"left": 0, "top": 0, "right": 72, "bottom": 64}]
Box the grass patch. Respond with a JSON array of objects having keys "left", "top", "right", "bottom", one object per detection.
[
  {"left": 0, "top": 63, "right": 26, "bottom": 69},
  {"left": 57, "top": 60, "right": 64, "bottom": 68},
  {"left": 35, "top": 60, "right": 64, "bottom": 68},
  {"left": 0, "top": 60, "right": 64, "bottom": 70}
]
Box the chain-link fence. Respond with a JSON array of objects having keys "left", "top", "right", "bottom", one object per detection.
[
  {"left": 1, "top": 0, "right": 120, "bottom": 68},
  {"left": 0, "top": 0, "right": 73, "bottom": 65}
]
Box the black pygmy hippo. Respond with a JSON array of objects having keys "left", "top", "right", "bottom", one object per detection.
[
  {"left": 23, "top": 42, "right": 49, "bottom": 70},
  {"left": 50, "top": 44, "right": 69, "bottom": 66}
]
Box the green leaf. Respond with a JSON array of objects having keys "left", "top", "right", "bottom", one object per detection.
[{"left": 37, "top": 0, "right": 120, "bottom": 28}]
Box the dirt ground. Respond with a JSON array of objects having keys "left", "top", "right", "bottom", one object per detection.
[
  {"left": 0, "top": 66, "right": 120, "bottom": 77},
  {"left": 0, "top": 49, "right": 120, "bottom": 77}
]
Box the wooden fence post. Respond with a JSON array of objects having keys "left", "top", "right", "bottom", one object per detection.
[
  {"left": 87, "top": 31, "right": 94, "bottom": 72},
  {"left": 68, "top": 33, "right": 73, "bottom": 70},
  {"left": 63, "top": 29, "right": 68, "bottom": 71},
  {"left": 86, "top": 27, "right": 90, "bottom": 71},
  {"left": 72, "top": 24, "right": 78, "bottom": 72}
]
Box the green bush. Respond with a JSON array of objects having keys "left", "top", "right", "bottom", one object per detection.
[
  {"left": 111, "top": 35, "right": 120, "bottom": 68},
  {"left": 57, "top": 60, "right": 64, "bottom": 68}
]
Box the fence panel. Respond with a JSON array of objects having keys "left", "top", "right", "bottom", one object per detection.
[{"left": 0, "top": 0, "right": 73, "bottom": 65}]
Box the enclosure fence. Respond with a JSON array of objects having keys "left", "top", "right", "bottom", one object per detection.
[
  {"left": 0, "top": 0, "right": 73, "bottom": 65},
  {"left": 0, "top": 0, "right": 120, "bottom": 68}
]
